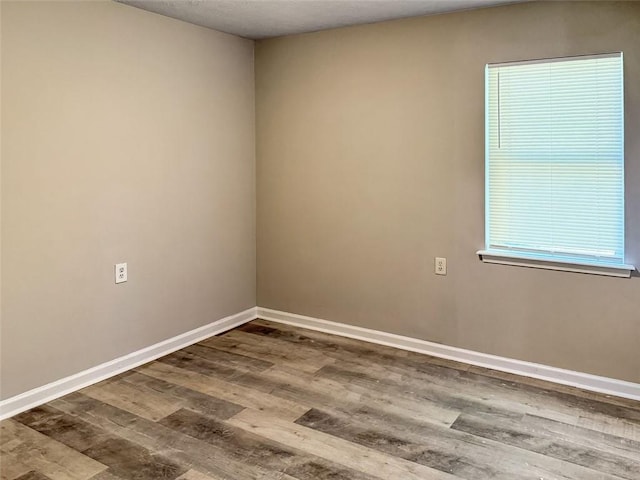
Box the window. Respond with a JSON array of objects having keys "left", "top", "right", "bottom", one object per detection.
[{"left": 478, "top": 52, "right": 634, "bottom": 277}]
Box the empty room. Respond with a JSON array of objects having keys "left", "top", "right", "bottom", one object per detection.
[{"left": 1, "top": 0, "right": 639, "bottom": 479}]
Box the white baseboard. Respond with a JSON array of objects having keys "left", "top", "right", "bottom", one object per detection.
[
  {"left": 3, "top": 305, "right": 637, "bottom": 421},
  {"left": 257, "top": 307, "right": 640, "bottom": 402},
  {"left": 0, "top": 307, "right": 257, "bottom": 420}
]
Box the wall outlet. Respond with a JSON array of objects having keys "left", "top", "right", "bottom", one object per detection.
[
  {"left": 115, "top": 263, "right": 127, "bottom": 284},
  {"left": 435, "top": 257, "right": 447, "bottom": 275}
]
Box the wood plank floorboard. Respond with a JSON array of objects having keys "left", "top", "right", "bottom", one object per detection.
[
  {"left": 135, "top": 361, "right": 310, "bottom": 422},
  {"left": 13, "top": 472, "right": 53, "bottom": 480},
  {"left": 294, "top": 407, "right": 617, "bottom": 480},
  {"left": 450, "top": 412, "right": 638, "bottom": 479},
  {"left": 240, "top": 322, "right": 640, "bottom": 441},
  {"left": 0, "top": 451, "right": 35, "bottom": 480},
  {"left": 1, "top": 320, "right": 639, "bottom": 480}
]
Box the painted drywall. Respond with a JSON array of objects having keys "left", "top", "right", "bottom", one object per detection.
[
  {"left": 256, "top": 1, "right": 640, "bottom": 383},
  {"left": 0, "top": 1, "right": 255, "bottom": 399}
]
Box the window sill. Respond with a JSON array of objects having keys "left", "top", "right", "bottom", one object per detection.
[{"left": 476, "top": 250, "right": 635, "bottom": 278}]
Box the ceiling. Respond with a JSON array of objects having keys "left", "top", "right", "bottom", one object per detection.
[{"left": 116, "top": 0, "right": 528, "bottom": 39}]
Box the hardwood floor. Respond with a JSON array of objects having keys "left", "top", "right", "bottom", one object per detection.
[{"left": 1, "top": 319, "right": 639, "bottom": 480}]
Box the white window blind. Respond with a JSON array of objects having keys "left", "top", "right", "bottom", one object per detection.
[{"left": 484, "top": 52, "right": 626, "bottom": 268}]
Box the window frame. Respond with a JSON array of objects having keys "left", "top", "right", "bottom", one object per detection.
[{"left": 477, "top": 52, "right": 635, "bottom": 278}]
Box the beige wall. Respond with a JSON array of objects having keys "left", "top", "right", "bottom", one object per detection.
[
  {"left": 1, "top": 1, "right": 255, "bottom": 399},
  {"left": 256, "top": 1, "right": 640, "bottom": 383}
]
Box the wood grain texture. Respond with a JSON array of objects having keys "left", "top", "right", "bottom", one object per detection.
[
  {"left": 451, "top": 412, "right": 638, "bottom": 479},
  {"left": 175, "top": 471, "right": 225, "bottom": 480},
  {"left": 229, "top": 408, "right": 457, "bottom": 480},
  {"left": 200, "top": 330, "right": 336, "bottom": 373},
  {"left": 135, "top": 361, "right": 310, "bottom": 421},
  {"left": 294, "top": 407, "right": 623, "bottom": 480},
  {"left": 1, "top": 452, "right": 34, "bottom": 480},
  {"left": 1, "top": 320, "right": 639, "bottom": 480},
  {"left": 48, "top": 394, "right": 294, "bottom": 480},
  {"left": 0, "top": 420, "right": 106, "bottom": 480},
  {"left": 13, "top": 473, "right": 54, "bottom": 480}
]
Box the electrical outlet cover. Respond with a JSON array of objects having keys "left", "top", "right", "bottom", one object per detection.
[
  {"left": 435, "top": 257, "right": 447, "bottom": 275},
  {"left": 115, "top": 263, "right": 127, "bottom": 284}
]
